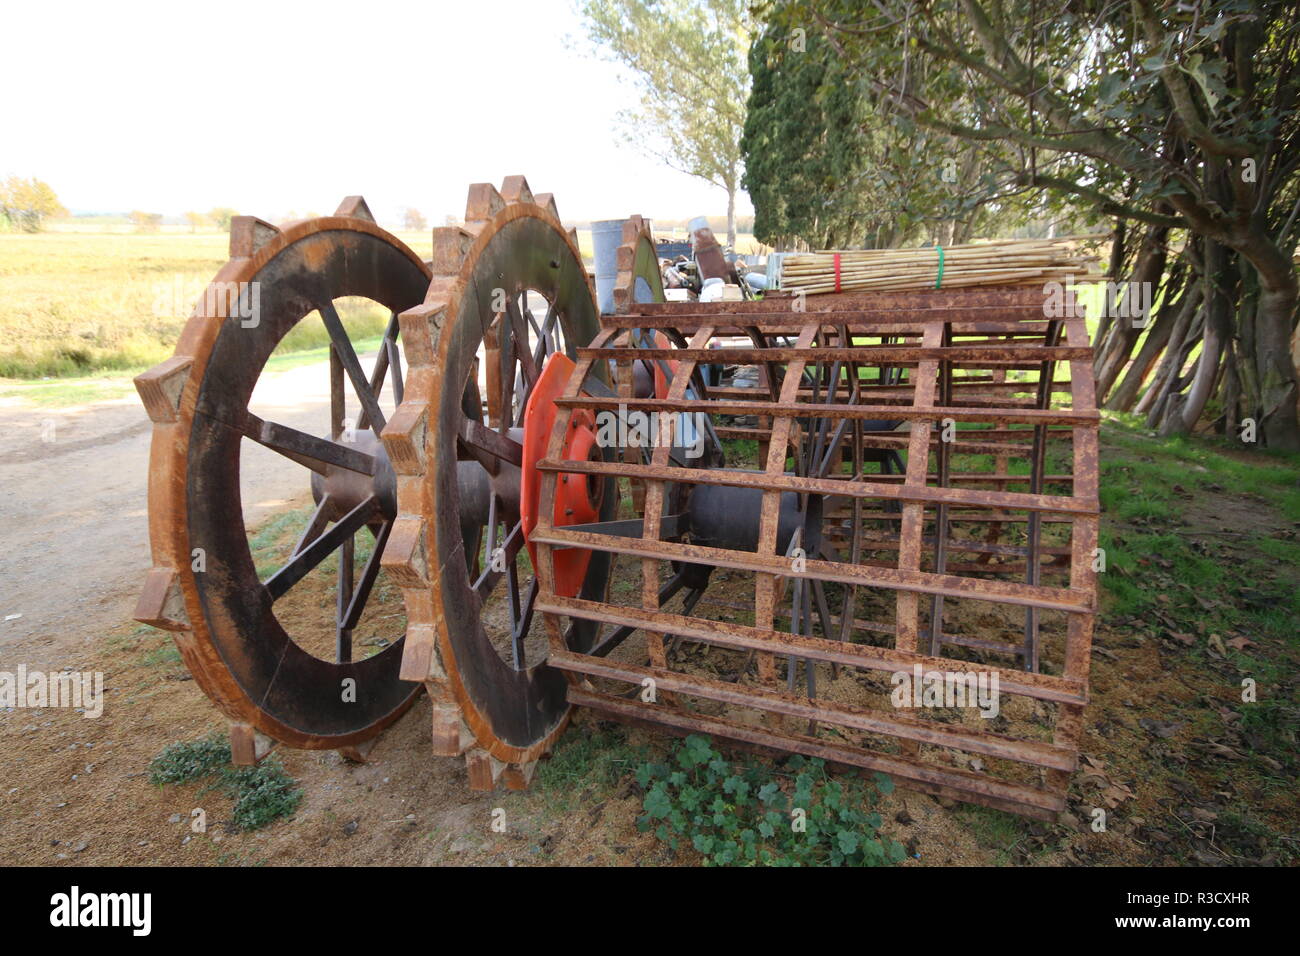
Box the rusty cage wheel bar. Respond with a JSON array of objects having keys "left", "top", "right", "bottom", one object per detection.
[{"left": 532, "top": 281, "right": 1098, "bottom": 821}]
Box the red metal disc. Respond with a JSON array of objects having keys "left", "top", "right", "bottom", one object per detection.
[{"left": 521, "top": 352, "right": 600, "bottom": 597}]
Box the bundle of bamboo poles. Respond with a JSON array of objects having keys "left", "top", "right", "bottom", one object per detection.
[{"left": 777, "top": 237, "right": 1103, "bottom": 295}]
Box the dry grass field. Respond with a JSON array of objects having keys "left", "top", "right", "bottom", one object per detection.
[
  {"left": 0, "top": 223, "right": 765, "bottom": 388},
  {"left": 0, "top": 228, "right": 443, "bottom": 382}
]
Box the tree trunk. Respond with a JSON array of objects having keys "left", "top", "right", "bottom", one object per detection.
[
  {"left": 1218, "top": 222, "right": 1299, "bottom": 449},
  {"left": 1249, "top": 265, "right": 1300, "bottom": 451},
  {"left": 1166, "top": 240, "right": 1233, "bottom": 435},
  {"left": 1108, "top": 279, "right": 1200, "bottom": 412},
  {"left": 1095, "top": 225, "right": 1169, "bottom": 401},
  {"left": 1235, "top": 273, "right": 1263, "bottom": 425},
  {"left": 1220, "top": 336, "right": 1244, "bottom": 437},
  {"left": 1092, "top": 218, "right": 1128, "bottom": 352},
  {"left": 726, "top": 183, "right": 737, "bottom": 251},
  {"left": 1139, "top": 237, "right": 1204, "bottom": 419},
  {"left": 1145, "top": 306, "right": 1204, "bottom": 426}
]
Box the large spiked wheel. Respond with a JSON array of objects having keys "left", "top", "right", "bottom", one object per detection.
[
  {"left": 133, "top": 198, "right": 429, "bottom": 756},
  {"left": 382, "top": 177, "right": 615, "bottom": 786}
]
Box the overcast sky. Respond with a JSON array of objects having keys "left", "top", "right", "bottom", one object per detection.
[{"left": 3, "top": 0, "right": 754, "bottom": 224}]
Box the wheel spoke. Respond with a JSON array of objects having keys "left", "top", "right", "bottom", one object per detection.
[
  {"left": 358, "top": 348, "right": 389, "bottom": 430},
  {"left": 359, "top": 312, "right": 402, "bottom": 429},
  {"left": 472, "top": 520, "right": 524, "bottom": 601},
  {"left": 837, "top": 418, "right": 864, "bottom": 645},
  {"left": 264, "top": 496, "right": 378, "bottom": 601},
  {"left": 387, "top": 334, "right": 404, "bottom": 405},
  {"left": 500, "top": 346, "right": 517, "bottom": 430},
  {"left": 318, "top": 298, "right": 387, "bottom": 434},
  {"left": 591, "top": 569, "right": 690, "bottom": 658},
  {"left": 336, "top": 534, "right": 355, "bottom": 662},
  {"left": 522, "top": 297, "right": 543, "bottom": 338},
  {"left": 373, "top": 312, "right": 400, "bottom": 385},
  {"left": 506, "top": 560, "right": 524, "bottom": 669},
  {"left": 816, "top": 361, "right": 841, "bottom": 473},
  {"left": 511, "top": 365, "right": 529, "bottom": 427},
  {"left": 505, "top": 299, "right": 539, "bottom": 388},
  {"left": 342, "top": 521, "right": 392, "bottom": 631},
  {"left": 458, "top": 415, "right": 523, "bottom": 473},
  {"left": 810, "top": 578, "right": 841, "bottom": 680},
  {"left": 292, "top": 494, "right": 334, "bottom": 557},
  {"left": 482, "top": 493, "right": 498, "bottom": 570},
  {"left": 532, "top": 301, "right": 558, "bottom": 368},
  {"left": 814, "top": 419, "right": 851, "bottom": 478},
  {"left": 330, "top": 345, "right": 345, "bottom": 439},
  {"left": 243, "top": 413, "right": 376, "bottom": 476},
  {"left": 786, "top": 574, "right": 805, "bottom": 693}
]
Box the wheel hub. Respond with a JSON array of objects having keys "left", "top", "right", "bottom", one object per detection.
[{"left": 310, "top": 429, "right": 397, "bottom": 521}]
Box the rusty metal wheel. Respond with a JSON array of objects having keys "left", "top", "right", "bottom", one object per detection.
[
  {"left": 133, "top": 198, "right": 428, "bottom": 758},
  {"left": 381, "top": 176, "right": 617, "bottom": 787}
]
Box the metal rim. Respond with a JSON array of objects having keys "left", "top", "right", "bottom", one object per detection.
[
  {"left": 384, "top": 178, "right": 614, "bottom": 770},
  {"left": 135, "top": 204, "right": 428, "bottom": 749}
]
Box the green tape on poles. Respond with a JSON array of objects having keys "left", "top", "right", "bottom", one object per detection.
[{"left": 935, "top": 246, "right": 944, "bottom": 289}]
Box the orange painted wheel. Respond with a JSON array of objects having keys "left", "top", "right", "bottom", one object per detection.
[{"left": 520, "top": 353, "right": 603, "bottom": 598}]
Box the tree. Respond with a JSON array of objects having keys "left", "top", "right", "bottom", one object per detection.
[
  {"left": 742, "top": 21, "right": 1034, "bottom": 250},
  {"left": 770, "top": 0, "right": 1300, "bottom": 450},
  {"left": 184, "top": 211, "right": 208, "bottom": 233},
  {"left": 0, "top": 176, "right": 67, "bottom": 233},
  {"left": 129, "top": 211, "right": 163, "bottom": 233},
  {"left": 576, "top": 0, "right": 751, "bottom": 248},
  {"left": 403, "top": 207, "right": 427, "bottom": 231},
  {"left": 207, "top": 207, "right": 238, "bottom": 231}
]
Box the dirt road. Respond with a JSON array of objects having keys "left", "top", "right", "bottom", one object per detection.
[{"left": 0, "top": 357, "right": 388, "bottom": 653}]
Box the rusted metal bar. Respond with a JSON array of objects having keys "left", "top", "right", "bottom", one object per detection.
[
  {"left": 540, "top": 594, "right": 1086, "bottom": 705},
  {"left": 530, "top": 527, "right": 1092, "bottom": 613},
  {"left": 579, "top": 345, "right": 1091, "bottom": 363},
  {"left": 555, "top": 395, "right": 1097, "bottom": 426},
  {"left": 533, "top": 457, "right": 1098, "bottom": 515},
  {"left": 549, "top": 651, "right": 1077, "bottom": 771}
]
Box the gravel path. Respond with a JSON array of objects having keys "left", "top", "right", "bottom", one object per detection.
[{"left": 0, "top": 355, "right": 393, "bottom": 652}]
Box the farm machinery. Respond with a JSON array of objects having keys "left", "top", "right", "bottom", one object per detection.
[{"left": 133, "top": 178, "right": 1099, "bottom": 821}]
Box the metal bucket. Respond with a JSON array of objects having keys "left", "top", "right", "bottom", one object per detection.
[{"left": 591, "top": 218, "right": 626, "bottom": 314}]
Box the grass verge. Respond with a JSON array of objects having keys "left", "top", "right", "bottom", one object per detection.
[{"left": 149, "top": 733, "right": 303, "bottom": 832}]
